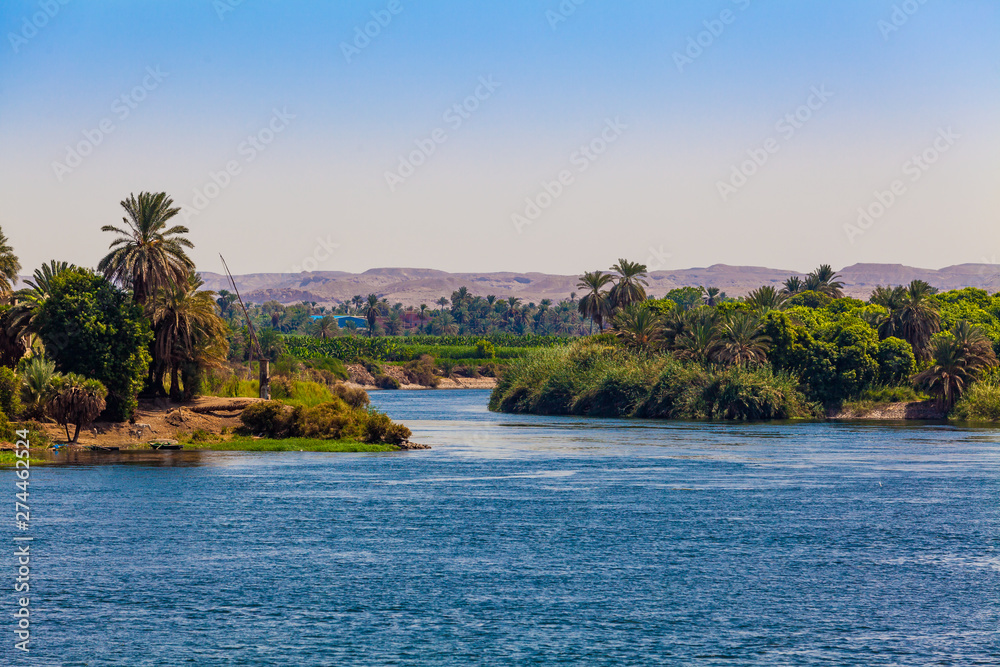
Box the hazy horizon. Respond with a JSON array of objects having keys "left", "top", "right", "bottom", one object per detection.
[{"left": 1, "top": 1, "right": 997, "bottom": 278}]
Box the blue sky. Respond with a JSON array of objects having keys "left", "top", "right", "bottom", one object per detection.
[{"left": 1, "top": 0, "right": 997, "bottom": 276}]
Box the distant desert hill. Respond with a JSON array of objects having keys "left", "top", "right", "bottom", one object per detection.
[{"left": 198, "top": 263, "right": 1000, "bottom": 308}]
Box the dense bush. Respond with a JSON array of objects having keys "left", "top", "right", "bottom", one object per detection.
[
  {"left": 491, "top": 340, "right": 819, "bottom": 420},
  {"left": 36, "top": 269, "right": 151, "bottom": 421},
  {"left": 375, "top": 374, "right": 401, "bottom": 389},
  {"left": 331, "top": 383, "right": 370, "bottom": 408},
  {"left": 238, "top": 399, "right": 410, "bottom": 444},
  {"left": 404, "top": 355, "right": 440, "bottom": 387},
  {"left": 0, "top": 366, "right": 22, "bottom": 419},
  {"left": 951, "top": 381, "right": 1000, "bottom": 422}
]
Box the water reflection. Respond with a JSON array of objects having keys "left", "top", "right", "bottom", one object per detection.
[{"left": 45, "top": 448, "right": 210, "bottom": 467}]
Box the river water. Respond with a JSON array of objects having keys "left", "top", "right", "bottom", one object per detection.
[{"left": 6, "top": 390, "right": 999, "bottom": 665}]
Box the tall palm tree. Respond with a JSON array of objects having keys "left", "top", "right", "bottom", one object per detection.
[
  {"left": 897, "top": 280, "right": 940, "bottom": 360},
  {"left": 781, "top": 276, "right": 804, "bottom": 296},
  {"left": 505, "top": 296, "right": 521, "bottom": 324},
  {"left": 151, "top": 274, "right": 229, "bottom": 399},
  {"left": 869, "top": 285, "right": 908, "bottom": 338},
  {"left": 912, "top": 324, "right": 996, "bottom": 411},
  {"left": 612, "top": 304, "right": 662, "bottom": 350},
  {"left": 609, "top": 259, "right": 649, "bottom": 309},
  {"left": 98, "top": 192, "right": 194, "bottom": 307},
  {"left": 745, "top": 285, "right": 786, "bottom": 313},
  {"left": 805, "top": 264, "right": 844, "bottom": 298},
  {"left": 703, "top": 286, "right": 721, "bottom": 307},
  {"left": 363, "top": 294, "right": 384, "bottom": 337},
  {"left": 0, "top": 227, "right": 21, "bottom": 302},
  {"left": 436, "top": 296, "right": 449, "bottom": 314},
  {"left": 715, "top": 312, "right": 770, "bottom": 366},
  {"left": 8, "top": 260, "right": 76, "bottom": 346},
  {"left": 577, "top": 270, "right": 613, "bottom": 334}
]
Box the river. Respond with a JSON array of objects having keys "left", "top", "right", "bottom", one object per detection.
[{"left": 6, "top": 389, "right": 999, "bottom": 665}]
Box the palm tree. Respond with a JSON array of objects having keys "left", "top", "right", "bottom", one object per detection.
[
  {"left": 950, "top": 320, "right": 996, "bottom": 369},
  {"left": 703, "top": 286, "right": 721, "bottom": 306},
  {"left": 21, "top": 356, "right": 56, "bottom": 419},
  {"left": 505, "top": 296, "right": 521, "bottom": 324},
  {"left": 897, "top": 280, "right": 940, "bottom": 360},
  {"left": 0, "top": 227, "right": 21, "bottom": 301},
  {"left": 436, "top": 296, "right": 449, "bottom": 314},
  {"left": 869, "top": 285, "right": 908, "bottom": 338},
  {"left": 312, "top": 315, "right": 338, "bottom": 339},
  {"left": 151, "top": 274, "right": 229, "bottom": 399},
  {"left": 609, "top": 259, "right": 649, "bottom": 309},
  {"left": 674, "top": 310, "right": 720, "bottom": 364},
  {"left": 98, "top": 192, "right": 194, "bottom": 307},
  {"left": 576, "top": 270, "right": 614, "bottom": 333},
  {"left": 745, "top": 285, "right": 786, "bottom": 313},
  {"left": 47, "top": 373, "right": 107, "bottom": 443},
  {"left": 912, "top": 324, "right": 996, "bottom": 411},
  {"left": 612, "top": 304, "right": 662, "bottom": 350},
  {"left": 805, "top": 264, "right": 844, "bottom": 298},
  {"left": 363, "top": 294, "right": 384, "bottom": 337},
  {"left": 8, "top": 260, "right": 76, "bottom": 346},
  {"left": 781, "top": 276, "right": 804, "bottom": 296},
  {"left": 715, "top": 312, "right": 770, "bottom": 366},
  {"left": 351, "top": 295, "right": 364, "bottom": 313}
]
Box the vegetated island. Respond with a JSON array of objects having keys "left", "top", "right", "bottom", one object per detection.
[{"left": 491, "top": 261, "right": 1000, "bottom": 423}]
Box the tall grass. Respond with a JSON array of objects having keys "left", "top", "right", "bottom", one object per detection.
[
  {"left": 491, "top": 340, "right": 819, "bottom": 420},
  {"left": 951, "top": 381, "right": 1000, "bottom": 422}
]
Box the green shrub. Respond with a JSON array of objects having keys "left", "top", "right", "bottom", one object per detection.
[
  {"left": 331, "top": 383, "right": 370, "bottom": 408},
  {"left": 0, "top": 366, "right": 21, "bottom": 420},
  {"left": 858, "top": 385, "right": 924, "bottom": 403},
  {"left": 405, "top": 355, "right": 440, "bottom": 387},
  {"left": 0, "top": 409, "right": 15, "bottom": 442},
  {"left": 363, "top": 410, "right": 411, "bottom": 444},
  {"left": 876, "top": 337, "right": 916, "bottom": 386},
  {"left": 707, "top": 366, "right": 812, "bottom": 420},
  {"left": 375, "top": 374, "right": 401, "bottom": 390},
  {"left": 952, "top": 381, "right": 1000, "bottom": 422},
  {"left": 189, "top": 428, "right": 213, "bottom": 443},
  {"left": 475, "top": 340, "right": 497, "bottom": 359},
  {"left": 636, "top": 360, "right": 712, "bottom": 419},
  {"left": 239, "top": 401, "right": 295, "bottom": 437},
  {"left": 571, "top": 364, "right": 656, "bottom": 417},
  {"left": 270, "top": 376, "right": 294, "bottom": 399},
  {"left": 240, "top": 396, "right": 410, "bottom": 443}
]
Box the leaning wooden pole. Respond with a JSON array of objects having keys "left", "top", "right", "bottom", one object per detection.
[{"left": 220, "top": 254, "right": 270, "bottom": 400}]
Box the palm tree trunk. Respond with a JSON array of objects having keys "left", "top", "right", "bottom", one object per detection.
[
  {"left": 71, "top": 422, "right": 81, "bottom": 444},
  {"left": 169, "top": 363, "right": 181, "bottom": 400}
]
